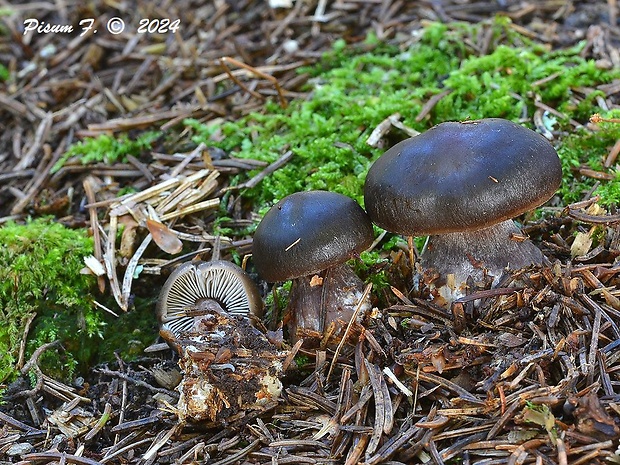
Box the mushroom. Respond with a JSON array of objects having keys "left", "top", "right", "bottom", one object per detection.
[
  {"left": 157, "top": 260, "right": 289, "bottom": 422},
  {"left": 364, "top": 118, "right": 562, "bottom": 299},
  {"left": 157, "top": 260, "right": 263, "bottom": 346},
  {"left": 252, "top": 191, "right": 374, "bottom": 343}
]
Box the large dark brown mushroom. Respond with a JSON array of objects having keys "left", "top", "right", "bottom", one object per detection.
[
  {"left": 157, "top": 260, "right": 263, "bottom": 348},
  {"left": 364, "top": 118, "right": 562, "bottom": 299},
  {"left": 252, "top": 191, "right": 374, "bottom": 343}
]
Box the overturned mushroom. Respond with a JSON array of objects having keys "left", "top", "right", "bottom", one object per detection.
[
  {"left": 157, "top": 260, "right": 263, "bottom": 344},
  {"left": 157, "top": 260, "right": 286, "bottom": 422},
  {"left": 364, "top": 118, "right": 562, "bottom": 300},
  {"left": 252, "top": 191, "right": 374, "bottom": 344}
]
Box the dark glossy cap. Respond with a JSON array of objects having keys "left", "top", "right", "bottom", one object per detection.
[
  {"left": 364, "top": 118, "right": 562, "bottom": 235},
  {"left": 252, "top": 191, "right": 374, "bottom": 282}
]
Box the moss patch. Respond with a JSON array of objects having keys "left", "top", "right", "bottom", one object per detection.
[
  {"left": 52, "top": 131, "right": 160, "bottom": 173},
  {"left": 557, "top": 114, "right": 620, "bottom": 204},
  {"left": 97, "top": 296, "right": 159, "bottom": 362},
  {"left": 0, "top": 219, "right": 99, "bottom": 382},
  {"left": 0, "top": 220, "right": 162, "bottom": 384},
  {"left": 185, "top": 18, "right": 619, "bottom": 211}
]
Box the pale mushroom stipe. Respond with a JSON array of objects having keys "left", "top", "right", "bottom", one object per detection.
[
  {"left": 364, "top": 118, "right": 562, "bottom": 301},
  {"left": 252, "top": 190, "right": 374, "bottom": 343}
]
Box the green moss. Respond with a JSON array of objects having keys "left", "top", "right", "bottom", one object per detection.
[
  {"left": 98, "top": 297, "right": 159, "bottom": 361},
  {"left": 185, "top": 18, "right": 619, "bottom": 213},
  {"left": 263, "top": 281, "right": 292, "bottom": 328},
  {"left": 437, "top": 45, "right": 610, "bottom": 122},
  {"left": 357, "top": 253, "right": 391, "bottom": 296},
  {"left": 595, "top": 170, "right": 620, "bottom": 205},
  {"left": 354, "top": 246, "right": 394, "bottom": 294},
  {"left": 52, "top": 131, "right": 160, "bottom": 173},
  {"left": 0, "top": 63, "right": 8, "bottom": 81},
  {"left": 557, "top": 111, "right": 620, "bottom": 205},
  {"left": 117, "top": 186, "right": 138, "bottom": 196},
  {"left": 0, "top": 218, "right": 100, "bottom": 382},
  {"left": 0, "top": 220, "right": 163, "bottom": 385}
]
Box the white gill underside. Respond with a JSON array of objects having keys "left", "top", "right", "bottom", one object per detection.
[{"left": 161, "top": 265, "right": 250, "bottom": 335}]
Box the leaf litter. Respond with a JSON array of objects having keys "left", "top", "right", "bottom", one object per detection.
[{"left": 1, "top": 1, "right": 620, "bottom": 464}]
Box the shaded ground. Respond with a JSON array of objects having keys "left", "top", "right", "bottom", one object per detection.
[{"left": 1, "top": 1, "right": 620, "bottom": 464}]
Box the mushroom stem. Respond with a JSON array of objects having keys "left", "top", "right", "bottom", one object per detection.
[
  {"left": 421, "top": 219, "right": 544, "bottom": 290},
  {"left": 286, "top": 262, "right": 370, "bottom": 344}
]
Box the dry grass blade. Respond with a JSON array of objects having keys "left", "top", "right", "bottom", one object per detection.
[
  {"left": 14, "top": 113, "right": 52, "bottom": 171},
  {"left": 240, "top": 150, "right": 294, "bottom": 189},
  {"left": 10, "top": 137, "right": 62, "bottom": 215},
  {"left": 410, "top": 371, "right": 482, "bottom": 404},
  {"left": 363, "top": 358, "right": 393, "bottom": 457},
  {"left": 0, "top": 410, "right": 42, "bottom": 433},
  {"left": 97, "top": 167, "right": 228, "bottom": 310},
  {"left": 367, "top": 112, "right": 401, "bottom": 147},
  {"left": 83, "top": 176, "right": 106, "bottom": 293},
  {"left": 341, "top": 384, "right": 373, "bottom": 424},
  {"left": 21, "top": 451, "right": 103, "bottom": 465},
  {"left": 121, "top": 234, "right": 152, "bottom": 309},
  {"left": 103, "top": 215, "right": 124, "bottom": 310},
  {"left": 142, "top": 425, "right": 180, "bottom": 462},
  {"left": 327, "top": 283, "right": 372, "bottom": 383},
  {"left": 365, "top": 361, "right": 383, "bottom": 457},
  {"left": 364, "top": 423, "right": 420, "bottom": 465},
  {"left": 220, "top": 56, "right": 289, "bottom": 108},
  {"left": 210, "top": 439, "right": 261, "bottom": 465}
]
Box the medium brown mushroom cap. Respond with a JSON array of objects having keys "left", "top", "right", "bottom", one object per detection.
[
  {"left": 252, "top": 191, "right": 374, "bottom": 282},
  {"left": 364, "top": 118, "right": 563, "bottom": 236}
]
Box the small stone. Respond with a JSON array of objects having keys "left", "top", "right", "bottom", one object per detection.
[
  {"left": 269, "top": 0, "right": 293, "bottom": 7},
  {"left": 6, "top": 442, "right": 33, "bottom": 456},
  {"left": 283, "top": 39, "right": 299, "bottom": 54}
]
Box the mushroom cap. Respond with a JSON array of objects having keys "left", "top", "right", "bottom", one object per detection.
[
  {"left": 252, "top": 191, "right": 374, "bottom": 282},
  {"left": 157, "top": 260, "right": 263, "bottom": 338},
  {"left": 364, "top": 118, "right": 562, "bottom": 236}
]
